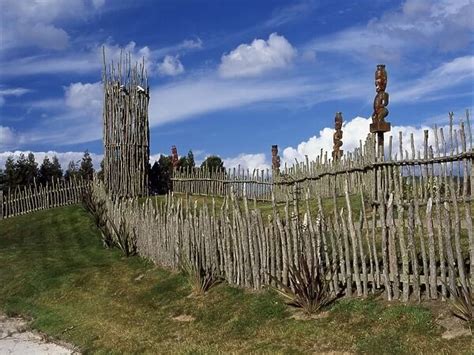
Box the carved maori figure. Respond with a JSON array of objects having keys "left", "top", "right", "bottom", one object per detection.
[
  {"left": 371, "top": 64, "right": 389, "bottom": 125},
  {"left": 332, "top": 112, "right": 343, "bottom": 160},
  {"left": 171, "top": 145, "right": 179, "bottom": 169},
  {"left": 272, "top": 145, "right": 281, "bottom": 171}
]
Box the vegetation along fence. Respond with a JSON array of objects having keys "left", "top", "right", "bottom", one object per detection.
[{"left": 0, "top": 178, "right": 90, "bottom": 219}]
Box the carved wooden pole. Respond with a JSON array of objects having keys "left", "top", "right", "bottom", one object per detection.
[
  {"left": 171, "top": 145, "right": 179, "bottom": 170},
  {"left": 369, "top": 64, "right": 391, "bottom": 158},
  {"left": 332, "top": 112, "right": 343, "bottom": 161}
]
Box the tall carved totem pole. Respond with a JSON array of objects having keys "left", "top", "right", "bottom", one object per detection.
[
  {"left": 102, "top": 51, "right": 150, "bottom": 197},
  {"left": 171, "top": 145, "right": 179, "bottom": 170},
  {"left": 370, "top": 64, "right": 391, "bottom": 155},
  {"left": 332, "top": 112, "right": 343, "bottom": 161}
]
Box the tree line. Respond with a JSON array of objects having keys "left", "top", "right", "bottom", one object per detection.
[
  {"left": 0, "top": 149, "right": 225, "bottom": 195},
  {"left": 149, "top": 150, "right": 225, "bottom": 195},
  {"left": 0, "top": 151, "right": 94, "bottom": 191}
]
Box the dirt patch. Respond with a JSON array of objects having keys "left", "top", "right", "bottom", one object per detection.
[
  {"left": 0, "top": 313, "right": 78, "bottom": 354},
  {"left": 290, "top": 310, "right": 330, "bottom": 321},
  {"left": 421, "top": 300, "right": 472, "bottom": 340},
  {"left": 437, "top": 314, "right": 472, "bottom": 339},
  {"left": 172, "top": 314, "right": 195, "bottom": 322}
]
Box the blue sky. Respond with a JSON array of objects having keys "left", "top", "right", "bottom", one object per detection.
[{"left": 0, "top": 0, "right": 473, "bottom": 170}]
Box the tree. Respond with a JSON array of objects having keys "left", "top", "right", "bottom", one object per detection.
[
  {"left": 201, "top": 155, "right": 225, "bottom": 172},
  {"left": 39, "top": 155, "right": 63, "bottom": 184},
  {"left": 79, "top": 150, "right": 94, "bottom": 180},
  {"left": 149, "top": 155, "right": 172, "bottom": 195},
  {"left": 0, "top": 168, "right": 6, "bottom": 191},
  {"left": 51, "top": 156, "right": 63, "bottom": 180},
  {"left": 14, "top": 153, "right": 38, "bottom": 186},
  {"left": 4, "top": 156, "right": 16, "bottom": 189},
  {"left": 97, "top": 159, "right": 104, "bottom": 181},
  {"left": 25, "top": 153, "right": 39, "bottom": 185},
  {"left": 65, "top": 160, "right": 80, "bottom": 181}
]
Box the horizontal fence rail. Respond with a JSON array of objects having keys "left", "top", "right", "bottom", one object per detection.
[{"left": 0, "top": 178, "right": 90, "bottom": 219}]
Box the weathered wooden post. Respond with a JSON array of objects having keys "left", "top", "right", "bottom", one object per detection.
[
  {"left": 102, "top": 50, "right": 150, "bottom": 197},
  {"left": 271, "top": 144, "right": 281, "bottom": 199},
  {"left": 0, "top": 190, "right": 3, "bottom": 219},
  {"left": 271, "top": 145, "right": 280, "bottom": 174}
]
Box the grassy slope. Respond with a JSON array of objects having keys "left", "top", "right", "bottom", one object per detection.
[{"left": 0, "top": 205, "right": 471, "bottom": 354}]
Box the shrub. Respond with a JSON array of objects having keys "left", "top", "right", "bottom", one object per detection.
[
  {"left": 445, "top": 282, "right": 473, "bottom": 328},
  {"left": 180, "top": 253, "right": 221, "bottom": 295},
  {"left": 271, "top": 254, "right": 342, "bottom": 315}
]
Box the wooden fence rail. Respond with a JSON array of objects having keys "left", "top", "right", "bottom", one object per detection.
[{"left": 0, "top": 178, "right": 90, "bottom": 219}]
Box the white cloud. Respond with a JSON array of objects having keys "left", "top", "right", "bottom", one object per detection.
[
  {"left": 282, "top": 116, "right": 370, "bottom": 165},
  {"left": 281, "top": 115, "right": 461, "bottom": 165},
  {"left": 0, "top": 87, "right": 32, "bottom": 106},
  {"left": 264, "top": 1, "right": 317, "bottom": 27},
  {"left": 1, "top": 0, "right": 106, "bottom": 51},
  {"left": 1, "top": 38, "right": 201, "bottom": 77},
  {"left": 0, "top": 151, "right": 103, "bottom": 171},
  {"left": 149, "top": 76, "right": 315, "bottom": 126},
  {"left": 0, "top": 126, "right": 21, "bottom": 150},
  {"left": 306, "top": 0, "right": 474, "bottom": 61},
  {"left": 219, "top": 33, "right": 296, "bottom": 78},
  {"left": 157, "top": 55, "right": 185, "bottom": 76},
  {"left": 223, "top": 153, "right": 270, "bottom": 170},
  {"left": 393, "top": 56, "right": 474, "bottom": 103},
  {"left": 64, "top": 82, "right": 102, "bottom": 112}
]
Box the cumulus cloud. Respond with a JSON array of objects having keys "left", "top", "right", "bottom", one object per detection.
[
  {"left": 223, "top": 153, "right": 271, "bottom": 171},
  {"left": 219, "top": 33, "right": 296, "bottom": 78},
  {"left": 64, "top": 82, "right": 102, "bottom": 112},
  {"left": 281, "top": 116, "right": 461, "bottom": 165},
  {"left": 157, "top": 55, "right": 185, "bottom": 76}
]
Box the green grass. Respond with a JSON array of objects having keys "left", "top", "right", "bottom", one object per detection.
[{"left": 0, "top": 205, "right": 471, "bottom": 353}]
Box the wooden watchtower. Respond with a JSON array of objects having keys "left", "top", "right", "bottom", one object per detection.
[{"left": 102, "top": 50, "right": 150, "bottom": 197}]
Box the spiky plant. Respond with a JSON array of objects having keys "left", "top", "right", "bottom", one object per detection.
[
  {"left": 82, "top": 186, "right": 113, "bottom": 248},
  {"left": 107, "top": 217, "right": 137, "bottom": 257},
  {"left": 445, "top": 282, "right": 473, "bottom": 328},
  {"left": 180, "top": 253, "right": 221, "bottom": 295},
  {"left": 271, "top": 254, "right": 341, "bottom": 315}
]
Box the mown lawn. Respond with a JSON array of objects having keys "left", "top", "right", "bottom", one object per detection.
[{"left": 0, "top": 205, "right": 471, "bottom": 354}]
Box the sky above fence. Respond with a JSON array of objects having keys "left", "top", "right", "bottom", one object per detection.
[{"left": 0, "top": 0, "right": 473, "bottom": 171}]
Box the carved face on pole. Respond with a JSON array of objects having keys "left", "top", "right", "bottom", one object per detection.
[
  {"left": 375, "top": 64, "right": 387, "bottom": 93},
  {"left": 272, "top": 145, "right": 278, "bottom": 156}
]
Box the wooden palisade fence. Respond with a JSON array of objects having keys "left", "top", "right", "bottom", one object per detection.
[
  {"left": 172, "top": 113, "right": 473, "bottom": 206},
  {"left": 92, "top": 113, "right": 473, "bottom": 301},
  {"left": 0, "top": 178, "right": 89, "bottom": 219}
]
